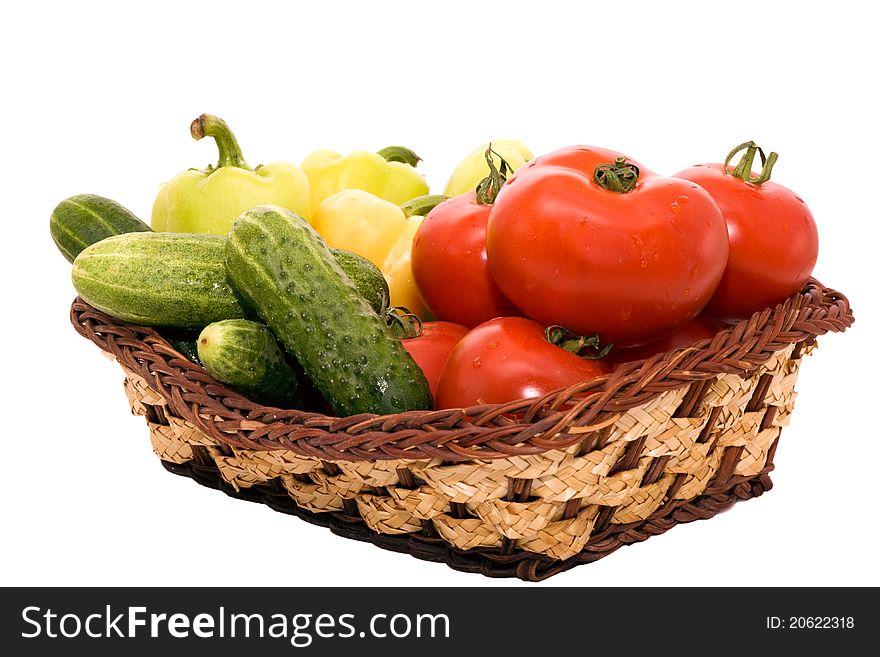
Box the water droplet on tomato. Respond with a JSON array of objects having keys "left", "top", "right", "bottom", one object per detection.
[
  {"left": 619, "top": 304, "right": 632, "bottom": 320},
  {"left": 676, "top": 195, "right": 689, "bottom": 204},
  {"left": 669, "top": 202, "right": 682, "bottom": 215},
  {"left": 781, "top": 222, "right": 789, "bottom": 231},
  {"left": 472, "top": 356, "right": 483, "bottom": 369},
  {"left": 684, "top": 288, "right": 691, "bottom": 297},
  {"left": 631, "top": 234, "right": 644, "bottom": 247},
  {"left": 639, "top": 257, "right": 648, "bottom": 268},
  {"left": 690, "top": 264, "right": 700, "bottom": 280},
  {"left": 487, "top": 341, "right": 498, "bottom": 350}
]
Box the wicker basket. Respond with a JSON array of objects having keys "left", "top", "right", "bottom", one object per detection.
[{"left": 70, "top": 279, "right": 852, "bottom": 581}]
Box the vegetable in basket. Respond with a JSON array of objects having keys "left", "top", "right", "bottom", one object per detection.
[
  {"left": 197, "top": 319, "right": 306, "bottom": 407},
  {"left": 486, "top": 145, "right": 730, "bottom": 348},
  {"left": 673, "top": 141, "right": 819, "bottom": 320},
  {"left": 302, "top": 145, "right": 429, "bottom": 214},
  {"left": 69, "top": 232, "right": 390, "bottom": 328},
  {"left": 50, "top": 194, "right": 151, "bottom": 263},
  {"left": 412, "top": 146, "right": 521, "bottom": 328},
  {"left": 151, "top": 114, "right": 311, "bottom": 234},
  {"left": 435, "top": 317, "right": 609, "bottom": 409},
  {"left": 224, "top": 205, "right": 432, "bottom": 416}
]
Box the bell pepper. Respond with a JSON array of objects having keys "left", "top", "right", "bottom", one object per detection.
[
  {"left": 152, "top": 114, "right": 311, "bottom": 234},
  {"left": 443, "top": 139, "right": 534, "bottom": 197},
  {"left": 301, "top": 146, "right": 429, "bottom": 214},
  {"left": 312, "top": 190, "right": 446, "bottom": 318}
]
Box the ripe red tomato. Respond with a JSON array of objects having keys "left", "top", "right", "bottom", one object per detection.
[
  {"left": 486, "top": 145, "right": 729, "bottom": 347},
  {"left": 401, "top": 321, "right": 469, "bottom": 398},
  {"left": 673, "top": 142, "right": 819, "bottom": 319},
  {"left": 411, "top": 191, "right": 520, "bottom": 328},
  {"left": 604, "top": 317, "right": 720, "bottom": 369},
  {"left": 435, "top": 317, "right": 609, "bottom": 410}
]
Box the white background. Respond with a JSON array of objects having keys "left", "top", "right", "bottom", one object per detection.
[{"left": 2, "top": 1, "right": 876, "bottom": 587}]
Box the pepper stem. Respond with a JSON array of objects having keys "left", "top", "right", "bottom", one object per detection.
[
  {"left": 401, "top": 194, "right": 447, "bottom": 218},
  {"left": 190, "top": 114, "right": 250, "bottom": 170},
  {"left": 723, "top": 140, "right": 779, "bottom": 185},
  {"left": 545, "top": 325, "right": 612, "bottom": 360},
  {"left": 475, "top": 144, "right": 512, "bottom": 205},
  {"left": 377, "top": 146, "right": 422, "bottom": 167},
  {"left": 594, "top": 157, "right": 639, "bottom": 193}
]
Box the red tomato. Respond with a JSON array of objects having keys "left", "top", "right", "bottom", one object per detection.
[
  {"left": 673, "top": 142, "right": 819, "bottom": 319},
  {"left": 411, "top": 191, "right": 520, "bottom": 328},
  {"left": 605, "top": 317, "right": 720, "bottom": 369},
  {"left": 486, "top": 145, "right": 729, "bottom": 347},
  {"left": 435, "top": 317, "right": 609, "bottom": 410},
  {"left": 401, "top": 321, "right": 469, "bottom": 398}
]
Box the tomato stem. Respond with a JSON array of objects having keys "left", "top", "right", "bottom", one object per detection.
[
  {"left": 724, "top": 140, "right": 779, "bottom": 185},
  {"left": 385, "top": 306, "right": 423, "bottom": 339},
  {"left": 190, "top": 114, "right": 251, "bottom": 171},
  {"left": 475, "top": 143, "right": 512, "bottom": 205},
  {"left": 377, "top": 146, "right": 422, "bottom": 167},
  {"left": 544, "top": 325, "right": 612, "bottom": 359},
  {"left": 594, "top": 157, "right": 639, "bottom": 193}
]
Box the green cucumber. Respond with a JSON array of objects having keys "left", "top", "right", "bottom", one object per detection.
[
  {"left": 225, "top": 205, "right": 432, "bottom": 416},
  {"left": 197, "top": 320, "right": 303, "bottom": 407},
  {"left": 50, "top": 194, "right": 151, "bottom": 263},
  {"left": 329, "top": 248, "right": 389, "bottom": 316},
  {"left": 72, "top": 232, "right": 250, "bottom": 329}
]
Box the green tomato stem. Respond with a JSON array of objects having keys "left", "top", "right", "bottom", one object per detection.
[
  {"left": 385, "top": 306, "right": 423, "bottom": 339},
  {"left": 377, "top": 146, "right": 422, "bottom": 167},
  {"left": 544, "top": 325, "right": 612, "bottom": 360},
  {"left": 724, "top": 140, "right": 779, "bottom": 185},
  {"left": 191, "top": 114, "right": 250, "bottom": 170},
  {"left": 475, "top": 144, "right": 511, "bottom": 205},
  {"left": 593, "top": 157, "right": 639, "bottom": 193}
]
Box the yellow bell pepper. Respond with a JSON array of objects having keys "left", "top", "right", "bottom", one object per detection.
[
  {"left": 443, "top": 140, "right": 534, "bottom": 197},
  {"left": 313, "top": 190, "right": 446, "bottom": 318},
  {"left": 302, "top": 146, "right": 429, "bottom": 214},
  {"left": 152, "top": 114, "right": 311, "bottom": 234}
]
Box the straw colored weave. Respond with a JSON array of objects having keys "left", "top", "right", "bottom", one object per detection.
[{"left": 70, "top": 279, "right": 853, "bottom": 580}]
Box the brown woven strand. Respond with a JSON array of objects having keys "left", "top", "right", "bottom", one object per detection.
[{"left": 70, "top": 278, "right": 852, "bottom": 463}]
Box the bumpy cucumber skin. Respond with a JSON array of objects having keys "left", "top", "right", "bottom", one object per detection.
[
  {"left": 330, "top": 248, "right": 389, "bottom": 316},
  {"left": 72, "top": 232, "right": 250, "bottom": 329},
  {"left": 50, "top": 194, "right": 151, "bottom": 263},
  {"left": 225, "top": 205, "right": 432, "bottom": 416},
  {"left": 198, "top": 319, "right": 302, "bottom": 407}
]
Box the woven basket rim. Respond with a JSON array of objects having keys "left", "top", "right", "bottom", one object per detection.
[{"left": 70, "top": 278, "right": 853, "bottom": 462}]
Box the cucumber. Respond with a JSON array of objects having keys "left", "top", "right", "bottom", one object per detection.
[
  {"left": 329, "top": 247, "right": 389, "bottom": 316},
  {"left": 225, "top": 205, "right": 432, "bottom": 416},
  {"left": 72, "top": 232, "right": 250, "bottom": 329},
  {"left": 50, "top": 194, "right": 151, "bottom": 263},
  {"left": 197, "top": 319, "right": 303, "bottom": 407}
]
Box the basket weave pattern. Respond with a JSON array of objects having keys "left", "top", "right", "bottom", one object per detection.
[{"left": 71, "top": 279, "right": 852, "bottom": 580}]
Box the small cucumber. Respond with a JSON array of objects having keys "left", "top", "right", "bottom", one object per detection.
[
  {"left": 225, "top": 205, "right": 432, "bottom": 416},
  {"left": 329, "top": 247, "right": 389, "bottom": 316},
  {"left": 50, "top": 194, "right": 151, "bottom": 263},
  {"left": 197, "top": 320, "right": 303, "bottom": 407},
  {"left": 72, "top": 232, "right": 250, "bottom": 329}
]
